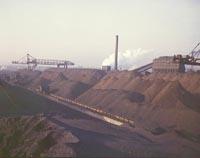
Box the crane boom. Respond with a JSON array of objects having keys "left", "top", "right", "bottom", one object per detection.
[
  {"left": 173, "top": 42, "right": 200, "bottom": 66},
  {"left": 190, "top": 42, "right": 200, "bottom": 57},
  {"left": 12, "top": 54, "right": 75, "bottom": 70}
]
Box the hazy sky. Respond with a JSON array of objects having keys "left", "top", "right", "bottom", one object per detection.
[{"left": 0, "top": 0, "right": 199, "bottom": 68}]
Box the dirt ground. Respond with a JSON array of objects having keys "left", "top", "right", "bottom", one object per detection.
[
  {"left": 0, "top": 115, "right": 78, "bottom": 157},
  {"left": 1, "top": 69, "right": 200, "bottom": 157}
]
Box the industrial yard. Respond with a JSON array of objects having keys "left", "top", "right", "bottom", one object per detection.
[
  {"left": 0, "top": 1, "right": 200, "bottom": 157},
  {"left": 1, "top": 62, "right": 200, "bottom": 157},
  {"left": 0, "top": 41, "right": 200, "bottom": 157},
  {"left": 0, "top": 80, "right": 166, "bottom": 157}
]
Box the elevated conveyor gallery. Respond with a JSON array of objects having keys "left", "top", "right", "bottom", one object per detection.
[{"left": 132, "top": 63, "right": 153, "bottom": 73}]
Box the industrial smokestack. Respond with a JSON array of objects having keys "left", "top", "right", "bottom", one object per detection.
[{"left": 115, "top": 35, "right": 119, "bottom": 70}]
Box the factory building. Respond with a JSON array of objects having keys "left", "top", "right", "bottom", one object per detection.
[
  {"left": 152, "top": 56, "right": 185, "bottom": 73},
  {"left": 102, "top": 66, "right": 111, "bottom": 72}
]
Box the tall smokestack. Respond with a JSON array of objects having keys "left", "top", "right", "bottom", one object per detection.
[{"left": 115, "top": 35, "right": 119, "bottom": 70}]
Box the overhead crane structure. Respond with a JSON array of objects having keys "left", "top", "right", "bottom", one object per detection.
[
  {"left": 130, "top": 43, "right": 200, "bottom": 74},
  {"left": 173, "top": 42, "right": 200, "bottom": 66},
  {"left": 12, "top": 54, "right": 75, "bottom": 70}
]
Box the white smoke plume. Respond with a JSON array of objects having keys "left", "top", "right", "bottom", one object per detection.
[
  {"left": 0, "top": 65, "right": 7, "bottom": 71},
  {"left": 102, "top": 48, "right": 159, "bottom": 70}
]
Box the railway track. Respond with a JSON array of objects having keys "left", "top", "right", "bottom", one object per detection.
[
  {"left": 49, "top": 93, "right": 134, "bottom": 126},
  {"left": 1, "top": 81, "right": 135, "bottom": 127},
  {"left": 33, "top": 88, "right": 134, "bottom": 127}
]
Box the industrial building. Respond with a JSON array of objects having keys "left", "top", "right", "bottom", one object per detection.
[
  {"left": 102, "top": 66, "right": 111, "bottom": 72},
  {"left": 152, "top": 56, "right": 185, "bottom": 73}
]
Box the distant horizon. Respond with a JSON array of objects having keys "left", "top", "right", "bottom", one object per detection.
[{"left": 0, "top": 0, "right": 199, "bottom": 68}]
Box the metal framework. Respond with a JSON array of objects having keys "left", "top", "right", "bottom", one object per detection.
[
  {"left": 132, "top": 63, "right": 153, "bottom": 73},
  {"left": 173, "top": 42, "right": 200, "bottom": 66},
  {"left": 12, "top": 54, "right": 75, "bottom": 70}
]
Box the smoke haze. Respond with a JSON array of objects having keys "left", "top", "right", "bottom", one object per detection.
[
  {"left": 0, "top": 0, "right": 199, "bottom": 67},
  {"left": 102, "top": 48, "right": 160, "bottom": 70}
]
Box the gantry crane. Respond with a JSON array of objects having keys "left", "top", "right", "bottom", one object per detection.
[
  {"left": 12, "top": 54, "right": 75, "bottom": 70},
  {"left": 173, "top": 42, "right": 200, "bottom": 66}
]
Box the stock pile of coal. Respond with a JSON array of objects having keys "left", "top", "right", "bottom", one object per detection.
[
  {"left": 1, "top": 68, "right": 200, "bottom": 157},
  {"left": 0, "top": 115, "right": 78, "bottom": 157}
]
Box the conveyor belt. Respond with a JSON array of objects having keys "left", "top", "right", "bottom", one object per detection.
[{"left": 132, "top": 63, "right": 153, "bottom": 73}]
